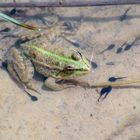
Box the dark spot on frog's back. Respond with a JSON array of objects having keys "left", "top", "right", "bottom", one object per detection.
[
  {"left": 29, "top": 50, "right": 38, "bottom": 59},
  {"left": 55, "top": 61, "right": 61, "bottom": 66}
]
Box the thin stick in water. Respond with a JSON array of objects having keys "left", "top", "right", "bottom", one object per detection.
[{"left": 0, "top": 0, "right": 139, "bottom": 8}]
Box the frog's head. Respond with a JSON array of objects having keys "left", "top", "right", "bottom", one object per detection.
[{"left": 55, "top": 51, "right": 91, "bottom": 79}]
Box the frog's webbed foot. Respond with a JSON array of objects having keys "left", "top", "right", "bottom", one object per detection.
[{"left": 44, "top": 77, "right": 75, "bottom": 91}]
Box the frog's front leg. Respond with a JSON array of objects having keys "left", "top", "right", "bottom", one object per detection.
[
  {"left": 7, "top": 48, "right": 40, "bottom": 94},
  {"left": 44, "top": 77, "right": 75, "bottom": 91}
]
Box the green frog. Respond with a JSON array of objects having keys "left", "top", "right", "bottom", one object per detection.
[
  {"left": 6, "top": 28, "right": 91, "bottom": 92},
  {"left": 0, "top": 12, "right": 91, "bottom": 93}
]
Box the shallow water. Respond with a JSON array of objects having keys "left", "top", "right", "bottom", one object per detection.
[{"left": 0, "top": 2, "right": 140, "bottom": 140}]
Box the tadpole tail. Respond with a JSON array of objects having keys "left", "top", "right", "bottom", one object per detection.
[
  {"left": 24, "top": 88, "right": 38, "bottom": 101},
  {"left": 0, "top": 12, "right": 37, "bottom": 30},
  {"left": 90, "top": 79, "right": 140, "bottom": 88}
]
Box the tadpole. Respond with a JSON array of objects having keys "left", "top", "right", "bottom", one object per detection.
[
  {"left": 100, "top": 44, "right": 115, "bottom": 54},
  {"left": 116, "top": 41, "right": 127, "bottom": 54},
  {"left": 97, "top": 86, "right": 112, "bottom": 102},
  {"left": 108, "top": 76, "right": 127, "bottom": 82},
  {"left": 10, "top": 8, "right": 17, "bottom": 15},
  {"left": 119, "top": 7, "right": 131, "bottom": 21},
  {"left": 24, "top": 89, "right": 38, "bottom": 102},
  {"left": 91, "top": 61, "right": 98, "bottom": 69},
  {"left": 0, "top": 27, "right": 11, "bottom": 33},
  {"left": 124, "top": 38, "right": 137, "bottom": 51}
]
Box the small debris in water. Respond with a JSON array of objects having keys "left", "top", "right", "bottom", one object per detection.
[
  {"left": 90, "top": 113, "right": 93, "bottom": 117},
  {"left": 106, "top": 62, "right": 115, "bottom": 65}
]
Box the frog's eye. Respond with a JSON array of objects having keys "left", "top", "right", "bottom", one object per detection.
[
  {"left": 71, "top": 52, "right": 81, "bottom": 61},
  {"left": 64, "top": 65, "right": 75, "bottom": 74}
]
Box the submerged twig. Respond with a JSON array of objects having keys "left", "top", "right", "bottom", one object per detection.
[{"left": 0, "top": 0, "right": 140, "bottom": 8}]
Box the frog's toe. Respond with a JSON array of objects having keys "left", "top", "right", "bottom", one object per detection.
[
  {"left": 44, "top": 79, "right": 64, "bottom": 91},
  {"left": 7, "top": 62, "right": 20, "bottom": 82},
  {"left": 44, "top": 77, "right": 75, "bottom": 91},
  {"left": 26, "top": 82, "right": 41, "bottom": 94}
]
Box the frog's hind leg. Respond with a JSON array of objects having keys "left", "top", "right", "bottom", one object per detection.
[
  {"left": 7, "top": 48, "right": 40, "bottom": 95},
  {"left": 44, "top": 77, "right": 75, "bottom": 91}
]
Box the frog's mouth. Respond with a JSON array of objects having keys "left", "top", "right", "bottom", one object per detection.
[
  {"left": 55, "top": 63, "right": 90, "bottom": 79},
  {"left": 73, "top": 67, "right": 90, "bottom": 77}
]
